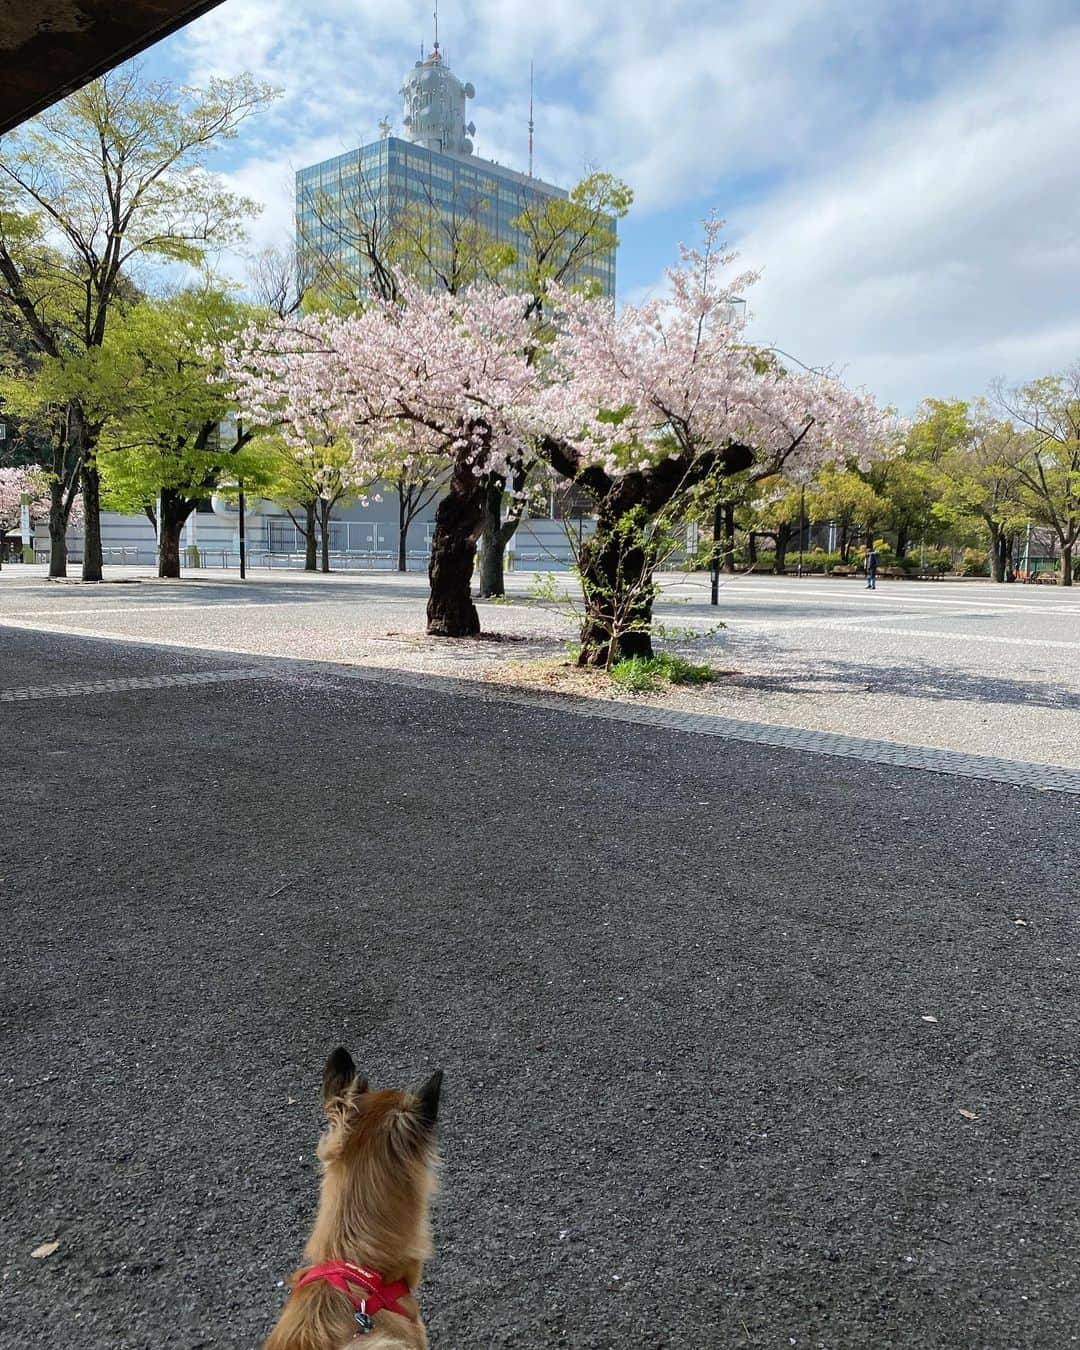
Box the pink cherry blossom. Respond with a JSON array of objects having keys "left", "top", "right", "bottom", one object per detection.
[
  {"left": 0, "top": 466, "right": 83, "bottom": 535},
  {"left": 540, "top": 217, "right": 902, "bottom": 480},
  {"left": 0, "top": 466, "right": 48, "bottom": 530}
]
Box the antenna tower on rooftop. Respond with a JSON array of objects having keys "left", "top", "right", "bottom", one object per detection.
[{"left": 528, "top": 61, "right": 535, "bottom": 177}]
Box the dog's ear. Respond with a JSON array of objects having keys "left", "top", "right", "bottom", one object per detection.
[
  {"left": 414, "top": 1069, "right": 443, "bottom": 1131},
  {"left": 323, "top": 1047, "right": 367, "bottom": 1112}
]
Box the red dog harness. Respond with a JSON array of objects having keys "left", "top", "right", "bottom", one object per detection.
[{"left": 293, "top": 1260, "right": 412, "bottom": 1334}]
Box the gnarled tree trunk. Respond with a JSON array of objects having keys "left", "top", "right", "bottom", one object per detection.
[
  {"left": 577, "top": 496, "right": 658, "bottom": 667},
  {"left": 1061, "top": 545, "right": 1073, "bottom": 587},
  {"left": 427, "top": 453, "right": 485, "bottom": 637},
  {"left": 538, "top": 435, "right": 755, "bottom": 668}
]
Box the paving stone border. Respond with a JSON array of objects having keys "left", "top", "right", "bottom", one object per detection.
[
  {"left": 4, "top": 656, "right": 1079, "bottom": 795},
  {"left": 314, "top": 661, "right": 1080, "bottom": 797},
  {"left": 0, "top": 668, "right": 267, "bottom": 702}
]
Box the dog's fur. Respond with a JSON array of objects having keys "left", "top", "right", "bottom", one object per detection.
[{"left": 265, "top": 1049, "right": 442, "bottom": 1350}]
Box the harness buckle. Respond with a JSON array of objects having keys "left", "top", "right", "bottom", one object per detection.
[{"left": 354, "top": 1299, "right": 373, "bottom": 1334}]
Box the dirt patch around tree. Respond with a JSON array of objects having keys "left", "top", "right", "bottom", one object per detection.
[{"left": 480, "top": 655, "right": 740, "bottom": 709}]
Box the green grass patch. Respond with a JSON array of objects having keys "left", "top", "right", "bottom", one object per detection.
[{"left": 609, "top": 652, "right": 721, "bottom": 693}]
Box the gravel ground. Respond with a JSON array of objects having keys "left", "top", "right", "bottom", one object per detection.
[
  {"left": 2, "top": 628, "right": 1080, "bottom": 1349},
  {"left": 2, "top": 568, "right": 1079, "bottom": 767}
]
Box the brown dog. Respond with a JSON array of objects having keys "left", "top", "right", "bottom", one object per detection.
[{"left": 265, "top": 1049, "right": 442, "bottom": 1350}]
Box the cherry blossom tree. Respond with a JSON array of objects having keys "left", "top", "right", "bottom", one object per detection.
[
  {"left": 226, "top": 280, "right": 543, "bottom": 635},
  {"left": 0, "top": 464, "right": 82, "bottom": 567},
  {"left": 535, "top": 220, "right": 900, "bottom": 663}
]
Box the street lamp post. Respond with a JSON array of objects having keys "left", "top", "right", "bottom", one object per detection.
[
  {"left": 710, "top": 499, "right": 722, "bottom": 606},
  {"left": 710, "top": 296, "right": 746, "bottom": 607},
  {"left": 238, "top": 478, "right": 247, "bottom": 581}
]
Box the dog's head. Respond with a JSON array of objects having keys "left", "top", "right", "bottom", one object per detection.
[
  {"left": 320, "top": 1047, "right": 442, "bottom": 1160},
  {"left": 314, "top": 1047, "right": 442, "bottom": 1261}
]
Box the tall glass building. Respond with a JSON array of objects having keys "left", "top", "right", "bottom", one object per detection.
[{"left": 295, "top": 44, "right": 616, "bottom": 298}]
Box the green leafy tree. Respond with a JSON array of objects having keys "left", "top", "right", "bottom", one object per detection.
[
  {"left": 513, "top": 172, "right": 631, "bottom": 320},
  {"left": 741, "top": 477, "right": 805, "bottom": 574},
  {"left": 0, "top": 63, "right": 276, "bottom": 578},
  {"left": 0, "top": 372, "right": 82, "bottom": 574},
  {"left": 263, "top": 431, "right": 373, "bottom": 573},
  {"left": 91, "top": 287, "right": 267, "bottom": 577},
  {"left": 906, "top": 398, "right": 973, "bottom": 462},
  {"left": 807, "top": 464, "right": 887, "bottom": 560},
  {"left": 378, "top": 429, "right": 445, "bottom": 573},
  {"left": 874, "top": 456, "right": 937, "bottom": 559},
  {"left": 996, "top": 367, "right": 1080, "bottom": 586},
  {"left": 874, "top": 399, "right": 973, "bottom": 559},
  {"left": 933, "top": 408, "right": 1029, "bottom": 582}
]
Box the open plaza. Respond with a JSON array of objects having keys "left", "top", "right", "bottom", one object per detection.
[
  {"left": 2, "top": 569, "right": 1079, "bottom": 1346},
  {"left": 3, "top": 568, "right": 1079, "bottom": 774}
]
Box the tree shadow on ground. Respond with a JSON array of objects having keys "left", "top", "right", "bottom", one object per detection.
[{"left": 719, "top": 654, "right": 1080, "bottom": 711}]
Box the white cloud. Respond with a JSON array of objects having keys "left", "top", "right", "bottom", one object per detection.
[
  {"left": 736, "top": 24, "right": 1080, "bottom": 409},
  {"left": 158, "top": 0, "right": 1080, "bottom": 408}
]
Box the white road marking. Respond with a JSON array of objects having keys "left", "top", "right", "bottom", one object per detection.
[{"left": 688, "top": 582, "right": 1080, "bottom": 615}]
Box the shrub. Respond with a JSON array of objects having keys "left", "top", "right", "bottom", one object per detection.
[
  {"left": 789, "top": 549, "right": 844, "bottom": 573},
  {"left": 961, "top": 548, "right": 989, "bottom": 577},
  {"left": 609, "top": 652, "right": 720, "bottom": 693},
  {"left": 923, "top": 547, "right": 953, "bottom": 574}
]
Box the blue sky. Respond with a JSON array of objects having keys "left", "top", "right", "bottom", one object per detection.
[{"left": 139, "top": 0, "right": 1080, "bottom": 412}]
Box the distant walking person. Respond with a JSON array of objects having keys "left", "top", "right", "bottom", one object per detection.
[{"left": 865, "top": 546, "right": 880, "bottom": 590}]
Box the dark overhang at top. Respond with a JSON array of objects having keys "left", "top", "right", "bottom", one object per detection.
[{"left": 0, "top": 0, "right": 229, "bottom": 135}]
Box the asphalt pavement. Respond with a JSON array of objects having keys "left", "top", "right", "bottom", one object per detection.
[{"left": 2, "top": 627, "right": 1079, "bottom": 1349}]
